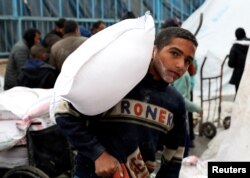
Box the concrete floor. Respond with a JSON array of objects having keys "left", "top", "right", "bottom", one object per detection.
[
  {"left": 189, "top": 93, "right": 234, "bottom": 157},
  {"left": 189, "top": 134, "right": 211, "bottom": 157}
]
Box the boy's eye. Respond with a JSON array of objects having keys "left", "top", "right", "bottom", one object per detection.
[
  {"left": 185, "top": 59, "right": 192, "bottom": 65},
  {"left": 170, "top": 51, "right": 179, "bottom": 57}
]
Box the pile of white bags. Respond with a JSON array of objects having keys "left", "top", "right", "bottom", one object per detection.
[{"left": 0, "top": 87, "right": 54, "bottom": 151}]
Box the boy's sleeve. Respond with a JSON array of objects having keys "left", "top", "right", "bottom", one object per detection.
[
  {"left": 156, "top": 102, "right": 187, "bottom": 178},
  {"left": 55, "top": 99, "right": 106, "bottom": 161},
  {"left": 184, "top": 98, "right": 201, "bottom": 113}
]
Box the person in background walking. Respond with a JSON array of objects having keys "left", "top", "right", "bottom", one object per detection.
[{"left": 228, "top": 27, "right": 250, "bottom": 96}]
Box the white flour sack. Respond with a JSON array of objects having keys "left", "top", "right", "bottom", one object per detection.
[{"left": 54, "top": 12, "right": 155, "bottom": 115}]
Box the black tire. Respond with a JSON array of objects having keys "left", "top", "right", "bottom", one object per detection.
[
  {"left": 201, "top": 122, "right": 217, "bottom": 139},
  {"left": 3, "top": 165, "right": 49, "bottom": 178},
  {"left": 223, "top": 116, "right": 231, "bottom": 129}
]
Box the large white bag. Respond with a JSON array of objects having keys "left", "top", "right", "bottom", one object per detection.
[
  {"left": 0, "top": 87, "right": 54, "bottom": 151},
  {"left": 54, "top": 12, "right": 155, "bottom": 115},
  {"left": 216, "top": 46, "right": 250, "bottom": 161}
]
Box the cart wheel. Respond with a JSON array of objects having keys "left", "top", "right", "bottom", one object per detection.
[
  {"left": 3, "top": 165, "right": 49, "bottom": 178},
  {"left": 201, "top": 122, "right": 217, "bottom": 139},
  {"left": 223, "top": 116, "right": 231, "bottom": 129}
]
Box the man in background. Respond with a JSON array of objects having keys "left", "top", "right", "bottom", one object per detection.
[
  {"left": 43, "top": 18, "right": 66, "bottom": 51},
  {"left": 49, "top": 20, "right": 87, "bottom": 73},
  {"left": 4, "top": 28, "right": 41, "bottom": 90},
  {"left": 228, "top": 27, "right": 250, "bottom": 95}
]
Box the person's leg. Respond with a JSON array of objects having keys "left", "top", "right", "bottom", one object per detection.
[
  {"left": 189, "top": 90, "right": 195, "bottom": 147},
  {"left": 184, "top": 130, "right": 190, "bottom": 157},
  {"left": 235, "top": 84, "right": 239, "bottom": 93},
  {"left": 234, "top": 84, "right": 239, "bottom": 101},
  {"left": 184, "top": 113, "right": 190, "bottom": 157}
]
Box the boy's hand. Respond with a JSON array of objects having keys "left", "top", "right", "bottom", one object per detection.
[{"left": 95, "top": 151, "right": 124, "bottom": 177}]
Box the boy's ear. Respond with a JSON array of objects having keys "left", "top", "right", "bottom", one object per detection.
[{"left": 152, "top": 46, "right": 157, "bottom": 58}]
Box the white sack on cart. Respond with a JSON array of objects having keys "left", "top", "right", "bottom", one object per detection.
[
  {"left": 18, "top": 88, "right": 55, "bottom": 131},
  {"left": 0, "top": 87, "right": 54, "bottom": 151},
  {"left": 0, "top": 87, "right": 39, "bottom": 119},
  {"left": 54, "top": 12, "right": 155, "bottom": 116},
  {"left": 0, "top": 120, "right": 26, "bottom": 151},
  {"left": 0, "top": 86, "right": 54, "bottom": 121}
]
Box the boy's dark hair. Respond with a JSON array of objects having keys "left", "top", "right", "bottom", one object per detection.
[
  {"left": 63, "top": 20, "right": 78, "bottom": 34},
  {"left": 155, "top": 27, "right": 198, "bottom": 50},
  {"left": 30, "top": 44, "right": 47, "bottom": 59},
  {"left": 23, "top": 28, "right": 41, "bottom": 49}
]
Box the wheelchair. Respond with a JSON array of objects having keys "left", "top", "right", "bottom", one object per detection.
[{"left": 1, "top": 124, "right": 74, "bottom": 178}]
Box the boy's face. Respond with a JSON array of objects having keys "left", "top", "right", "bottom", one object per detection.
[{"left": 152, "top": 37, "right": 196, "bottom": 83}]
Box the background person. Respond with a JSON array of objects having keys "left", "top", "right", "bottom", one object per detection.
[
  {"left": 228, "top": 27, "right": 250, "bottom": 95},
  {"left": 49, "top": 20, "right": 88, "bottom": 73},
  {"left": 43, "top": 18, "right": 66, "bottom": 49},
  {"left": 18, "top": 44, "right": 58, "bottom": 89},
  {"left": 120, "top": 11, "right": 136, "bottom": 20},
  {"left": 173, "top": 70, "right": 202, "bottom": 155},
  {"left": 90, "top": 20, "right": 106, "bottom": 35},
  {"left": 4, "top": 28, "right": 41, "bottom": 90},
  {"left": 161, "top": 17, "right": 182, "bottom": 29}
]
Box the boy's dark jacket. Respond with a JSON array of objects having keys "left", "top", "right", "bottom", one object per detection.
[
  {"left": 18, "top": 58, "right": 58, "bottom": 88},
  {"left": 55, "top": 73, "right": 187, "bottom": 178}
]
